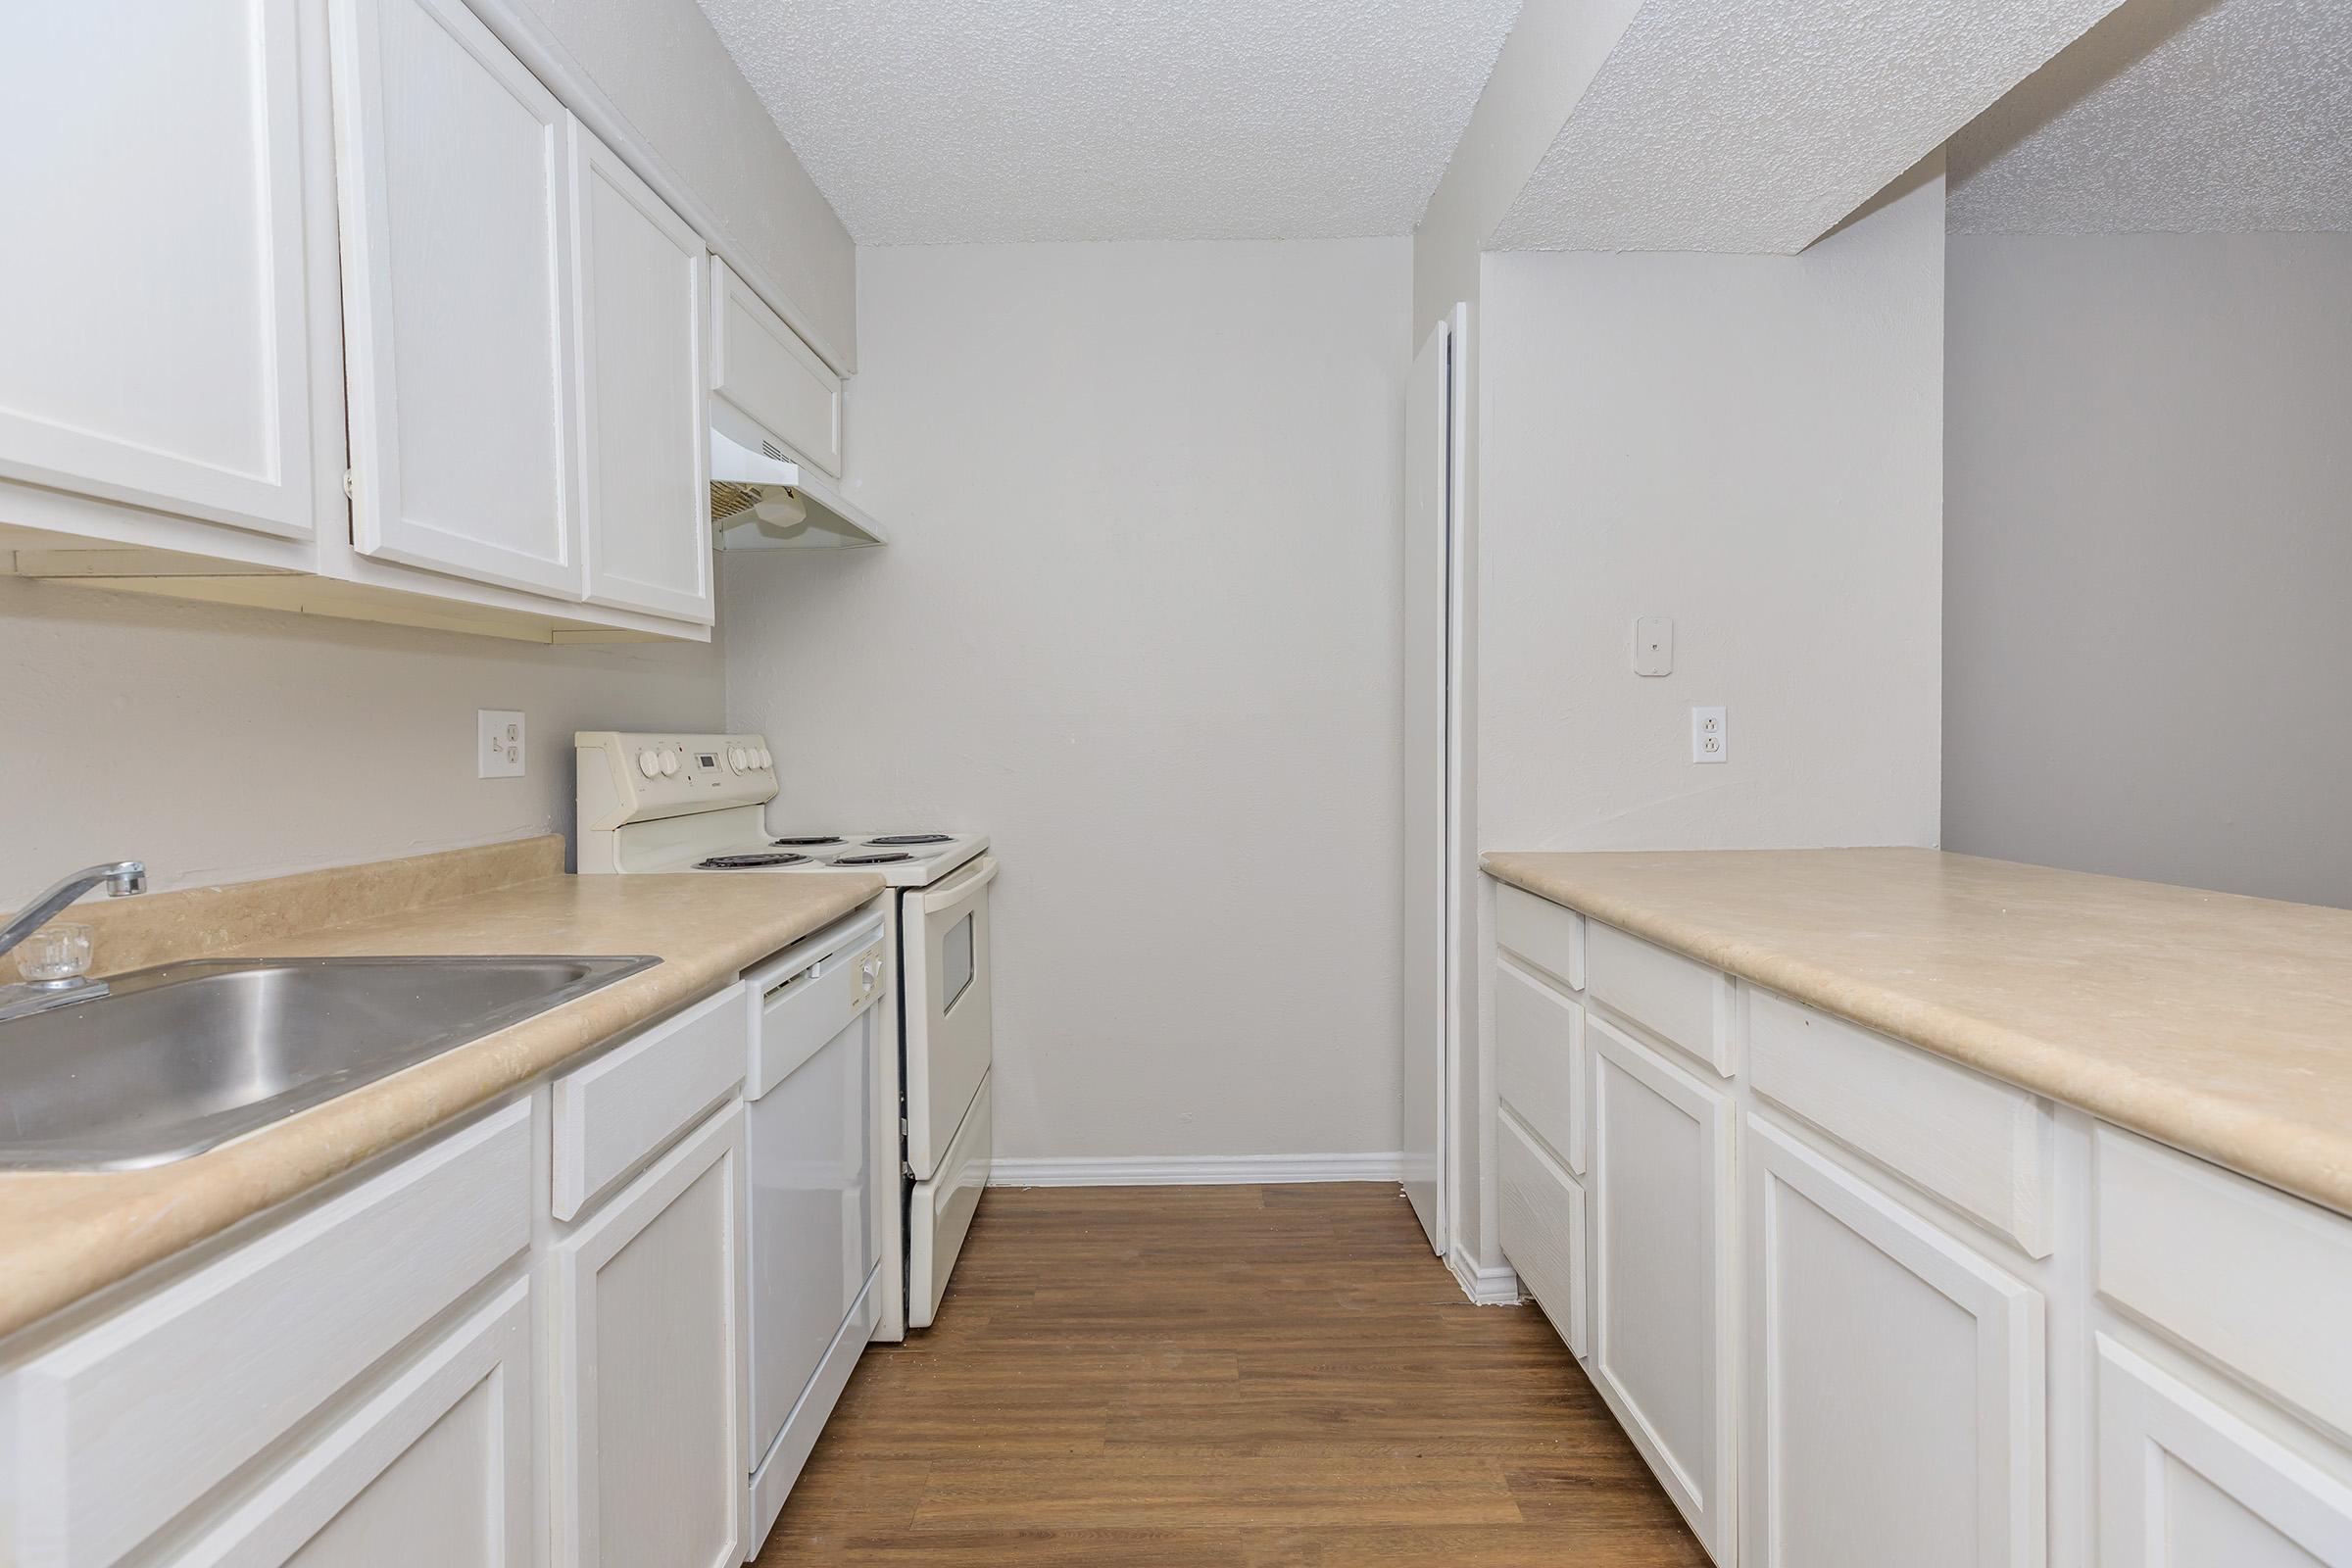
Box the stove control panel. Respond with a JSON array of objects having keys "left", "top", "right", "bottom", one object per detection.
[{"left": 575, "top": 730, "right": 778, "bottom": 829}]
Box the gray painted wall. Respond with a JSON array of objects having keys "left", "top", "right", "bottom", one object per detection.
[{"left": 1943, "top": 231, "right": 2352, "bottom": 907}]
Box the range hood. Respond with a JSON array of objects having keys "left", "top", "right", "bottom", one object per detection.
[{"left": 709, "top": 420, "right": 885, "bottom": 551}]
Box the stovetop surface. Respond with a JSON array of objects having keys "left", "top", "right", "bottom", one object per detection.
[{"left": 646, "top": 830, "right": 988, "bottom": 887}]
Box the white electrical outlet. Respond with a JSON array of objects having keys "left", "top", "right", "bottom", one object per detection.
[
  {"left": 1691, "top": 706, "right": 1727, "bottom": 763},
  {"left": 478, "top": 710, "right": 525, "bottom": 778}
]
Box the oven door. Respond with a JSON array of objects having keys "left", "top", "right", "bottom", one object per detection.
[{"left": 901, "top": 854, "right": 996, "bottom": 1183}]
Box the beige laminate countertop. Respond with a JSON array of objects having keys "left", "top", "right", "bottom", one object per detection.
[
  {"left": 1483, "top": 848, "right": 2352, "bottom": 1218},
  {"left": 0, "top": 854, "right": 882, "bottom": 1343}
]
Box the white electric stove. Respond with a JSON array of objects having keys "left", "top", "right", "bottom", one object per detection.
[{"left": 574, "top": 730, "right": 996, "bottom": 1354}]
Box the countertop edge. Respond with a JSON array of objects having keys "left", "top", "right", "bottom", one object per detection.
[
  {"left": 1481, "top": 854, "right": 2352, "bottom": 1220},
  {"left": 0, "top": 871, "right": 886, "bottom": 1345}
]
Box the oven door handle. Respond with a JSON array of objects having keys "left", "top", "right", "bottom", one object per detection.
[{"left": 918, "top": 854, "right": 998, "bottom": 915}]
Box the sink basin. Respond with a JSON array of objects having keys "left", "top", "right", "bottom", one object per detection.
[{"left": 0, "top": 955, "right": 658, "bottom": 1171}]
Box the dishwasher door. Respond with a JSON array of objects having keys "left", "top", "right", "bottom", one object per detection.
[{"left": 746, "top": 917, "right": 885, "bottom": 1471}]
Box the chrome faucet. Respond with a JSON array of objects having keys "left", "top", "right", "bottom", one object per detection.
[{"left": 0, "top": 861, "right": 147, "bottom": 1021}]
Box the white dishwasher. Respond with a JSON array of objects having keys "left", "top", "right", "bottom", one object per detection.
[{"left": 742, "top": 906, "right": 889, "bottom": 1548}]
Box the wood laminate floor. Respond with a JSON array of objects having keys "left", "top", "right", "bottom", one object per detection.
[{"left": 754, "top": 1182, "right": 1709, "bottom": 1566}]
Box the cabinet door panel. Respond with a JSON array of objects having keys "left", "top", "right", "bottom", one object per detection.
[
  {"left": 552, "top": 1102, "right": 744, "bottom": 1568},
  {"left": 710, "top": 260, "right": 841, "bottom": 478},
  {"left": 1743, "top": 1114, "right": 2044, "bottom": 1568},
  {"left": 0, "top": 0, "right": 318, "bottom": 538},
  {"left": 174, "top": 1282, "right": 533, "bottom": 1568},
  {"left": 571, "top": 122, "right": 711, "bottom": 622},
  {"left": 2097, "top": 1335, "right": 2352, "bottom": 1567},
  {"left": 330, "top": 0, "right": 582, "bottom": 597},
  {"left": 1590, "top": 1016, "right": 1735, "bottom": 1558}
]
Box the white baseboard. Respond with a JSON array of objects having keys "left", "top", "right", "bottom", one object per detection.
[
  {"left": 1449, "top": 1248, "right": 1523, "bottom": 1306},
  {"left": 988, "top": 1152, "right": 1406, "bottom": 1188}
]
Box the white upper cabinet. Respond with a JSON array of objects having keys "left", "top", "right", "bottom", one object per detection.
[
  {"left": 570, "top": 123, "right": 713, "bottom": 624},
  {"left": 328, "top": 0, "right": 585, "bottom": 599},
  {"left": 0, "top": 0, "right": 320, "bottom": 541},
  {"left": 711, "top": 259, "right": 844, "bottom": 478}
]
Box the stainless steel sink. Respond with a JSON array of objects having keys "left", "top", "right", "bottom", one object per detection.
[{"left": 0, "top": 955, "right": 658, "bottom": 1170}]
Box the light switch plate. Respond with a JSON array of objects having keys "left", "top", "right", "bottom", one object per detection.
[
  {"left": 1634, "top": 615, "right": 1674, "bottom": 676},
  {"left": 478, "top": 710, "right": 525, "bottom": 778},
  {"left": 1691, "top": 706, "right": 1727, "bottom": 763}
]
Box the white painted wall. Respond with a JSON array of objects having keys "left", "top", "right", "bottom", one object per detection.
[
  {"left": 1411, "top": 0, "right": 1645, "bottom": 1269},
  {"left": 723, "top": 238, "right": 1412, "bottom": 1165},
  {"left": 509, "top": 0, "right": 857, "bottom": 365},
  {"left": 1478, "top": 162, "right": 1946, "bottom": 853},
  {"left": 1945, "top": 232, "right": 2352, "bottom": 908},
  {"left": 1451, "top": 162, "right": 1947, "bottom": 1278},
  {"left": 0, "top": 578, "right": 721, "bottom": 905}
]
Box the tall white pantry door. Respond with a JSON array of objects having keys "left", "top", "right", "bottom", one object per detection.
[{"left": 1402, "top": 308, "right": 1463, "bottom": 1254}]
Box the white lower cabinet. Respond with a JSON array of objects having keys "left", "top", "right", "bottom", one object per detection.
[
  {"left": 1742, "top": 1114, "right": 2044, "bottom": 1568},
  {"left": 2095, "top": 1335, "right": 2352, "bottom": 1566},
  {"left": 170, "top": 1282, "right": 535, "bottom": 1568},
  {"left": 1488, "top": 882, "right": 2352, "bottom": 1568},
  {"left": 549, "top": 1101, "right": 745, "bottom": 1568},
  {"left": 1590, "top": 1016, "right": 1736, "bottom": 1561},
  {"left": 1, "top": 1103, "right": 531, "bottom": 1568}
]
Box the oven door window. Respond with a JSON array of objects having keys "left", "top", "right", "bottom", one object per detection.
[{"left": 942, "top": 910, "right": 975, "bottom": 1013}]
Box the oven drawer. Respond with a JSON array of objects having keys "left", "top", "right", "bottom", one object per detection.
[
  {"left": 904, "top": 855, "right": 997, "bottom": 1182},
  {"left": 909, "top": 1069, "right": 992, "bottom": 1330}
]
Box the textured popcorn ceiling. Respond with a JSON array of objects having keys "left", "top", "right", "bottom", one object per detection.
[
  {"left": 1489, "top": 0, "right": 2130, "bottom": 253},
  {"left": 1950, "top": 0, "right": 2352, "bottom": 233},
  {"left": 693, "top": 0, "right": 1522, "bottom": 244}
]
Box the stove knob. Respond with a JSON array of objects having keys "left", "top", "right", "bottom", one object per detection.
[
  {"left": 636, "top": 749, "right": 660, "bottom": 779},
  {"left": 659, "top": 750, "right": 679, "bottom": 776},
  {"left": 728, "top": 746, "right": 747, "bottom": 770},
  {"left": 757, "top": 748, "right": 772, "bottom": 768}
]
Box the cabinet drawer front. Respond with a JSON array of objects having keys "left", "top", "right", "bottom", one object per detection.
[
  {"left": 1586, "top": 921, "right": 1733, "bottom": 1075},
  {"left": 1499, "top": 1107, "right": 1589, "bottom": 1359},
  {"left": 710, "top": 259, "right": 842, "bottom": 477},
  {"left": 6, "top": 1102, "right": 530, "bottom": 1567},
  {"left": 2096, "top": 1333, "right": 2352, "bottom": 1566},
  {"left": 172, "top": 1280, "right": 534, "bottom": 1568},
  {"left": 1495, "top": 882, "right": 1583, "bottom": 991},
  {"left": 1496, "top": 956, "right": 1587, "bottom": 1174},
  {"left": 2096, "top": 1127, "right": 2352, "bottom": 1446},
  {"left": 1744, "top": 1115, "right": 2045, "bottom": 1568},
  {"left": 553, "top": 982, "right": 746, "bottom": 1221},
  {"left": 1748, "top": 989, "right": 2053, "bottom": 1256}
]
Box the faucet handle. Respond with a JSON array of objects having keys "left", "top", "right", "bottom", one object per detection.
[{"left": 17, "top": 922, "right": 92, "bottom": 986}]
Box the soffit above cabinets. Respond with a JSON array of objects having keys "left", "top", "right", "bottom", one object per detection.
[
  {"left": 691, "top": 0, "right": 1521, "bottom": 244},
  {"left": 1950, "top": 0, "right": 2352, "bottom": 235},
  {"left": 1486, "top": 0, "right": 2130, "bottom": 254}
]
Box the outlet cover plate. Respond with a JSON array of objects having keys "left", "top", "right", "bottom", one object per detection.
[
  {"left": 478, "top": 710, "right": 525, "bottom": 778},
  {"left": 1691, "top": 706, "right": 1726, "bottom": 763}
]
